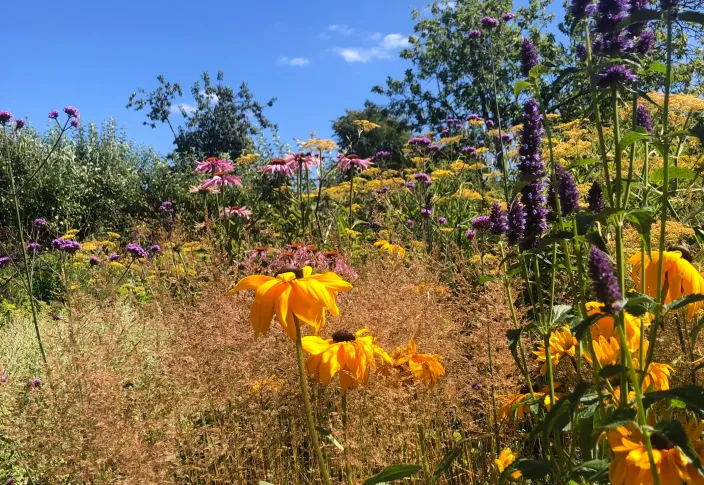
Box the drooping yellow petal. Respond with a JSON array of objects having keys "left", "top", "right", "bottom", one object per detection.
[
  {"left": 230, "top": 274, "right": 274, "bottom": 294},
  {"left": 302, "top": 336, "right": 333, "bottom": 355}
]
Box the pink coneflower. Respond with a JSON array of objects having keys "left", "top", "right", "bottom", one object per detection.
[
  {"left": 261, "top": 158, "right": 294, "bottom": 176},
  {"left": 201, "top": 173, "right": 243, "bottom": 189},
  {"left": 337, "top": 153, "right": 373, "bottom": 172},
  {"left": 189, "top": 184, "right": 220, "bottom": 194},
  {"left": 194, "top": 157, "right": 234, "bottom": 174},
  {"left": 284, "top": 152, "right": 320, "bottom": 170},
  {"left": 221, "top": 206, "right": 253, "bottom": 219}
]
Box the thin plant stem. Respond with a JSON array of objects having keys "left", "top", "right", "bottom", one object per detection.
[
  {"left": 293, "top": 315, "right": 331, "bottom": 485},
  {"left": 647, "top": 18, "right": 674, "bottom": 372},
  {"left": 624, "top": 94, "right": 638, "bottom": 206},
  {"left": 3, "top": 127, "right": 47, "bottom": 364},
  {"left": 417, "top": 422, "right": 432, "bottom": 485},
  {"left": 342, "top": 392, "right": 353, "bottom": 485}
]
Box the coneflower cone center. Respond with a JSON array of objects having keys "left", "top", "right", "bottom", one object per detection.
[
  {"left": 650, "top": 432, "right": 676, "bottom": 450},
  {"left": 332, "top": 330, "right": 356, "bottom": 342},
  {"left": 274, "top": 267, "right": 304, "bottom": 279},
  {"left": 668, "top": 244, "right": 693, "bottom": 262}
]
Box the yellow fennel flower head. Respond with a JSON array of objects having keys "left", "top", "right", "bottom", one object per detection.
[
  {"left": 476, "top": 147, "right": 489, "bottom": 155},
  {"left": 546, "top": 113, "right": 560, "bottom": 120},
  {"left": 506, "top": 149, "right": 519, "bottom": 159},
  {"left": 393, "top": 340, "right": 445, "bottom": 388},
  {"left": 486, "top": 129, "right": 500, "bottom": 138},
  {"left": 80, "top": 241, "right": 98, "bottom": 252},
  {"left": 440, "top": 227, "right": 454, "bottom": 233},
  {"left": 299, "top": 138, "right": 339, "bottom": 153},
  {"left": 236, "top": 153, "right": 261, "bottom": 165},
  {"left": 453, "top": 188, "right": 482, "bottom": 201},
  {"left": 468, "top": 119, "right": 484, "bottom": 127},
  {"left": 630, "top": 250, "right": 704, "bottom": 318},
  {"left": 364, "top": 167, "right": 380, "bottom": 177},
  {"left": 354, "top": 119, "right": 381, "bottom": 132},
  {"left": 345, "top": 228, "right": 361, "bottom": 238},
  {"left": 229, "top": 266, "right": 353, "bottom": 341},
  {"left": 411, "top": 156, "right": 429, "bottom": 165},
  {"left": 494, "top": 448, "right": 521, "bottom": 479},
  {"left": 439, "top": 134, "right": 462, "bottom": 145},
  {"left": 421, "top": 130, "right": 434, "bottom": 139},
  {"left": 607, "top": 423, "right": 690, "bottom": 485},
  {"left": 467, "top": 162, "right": 487, "bottom": 171},
  {"left": 61, "top": 228, "right": 79, "bottom": 239},
  {"left": 430, "top": 169, "right": 454, "bottom": 180},
  {"left": 303, "top": 328, "right": 392, "bottom": 393},
  {"left": 450, "top": 160, "right": 469, "bottom": 172},
  {"left": 533, "top": 325, "right": 578, "bottom": 375},
  {"left": 365, "top": 179, "right": 382, "bottom": 191},
  {"left": 107, "top": 231, "right": 121, "bottom": 240}
]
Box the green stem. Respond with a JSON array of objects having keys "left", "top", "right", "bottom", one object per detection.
[
  {"left": 586, "top": 26, "right": 614, "bottom": 206},
  {"left": 293, "top": 315, "right": 331, "bottom": 485},
  {"left": 648, "top": 18, "right": 674, "bottom": 373},
  {"left": 418, "top": 422, "right": 433, "bottom": 485},
  {"left": 623, "top": 94, "right": 638, "bottom": 206},
  {"left": 342, "top": 392, "right": 353, "bottom": 485}
]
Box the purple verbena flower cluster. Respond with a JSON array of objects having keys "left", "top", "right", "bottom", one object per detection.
[
  {"left": 480, "top": 16, "right": 500, "bottom": 29},
  {"left": 52, "top": 238, "right": 82, "bottom": 253},
  {"left": 126, "top": 243, "right": 148, "bottom": 259}
]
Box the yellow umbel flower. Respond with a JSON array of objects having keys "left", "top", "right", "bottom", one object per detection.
[
  {"left": 374, "top": 240, "right": 406, "bottom": 259},
  {"left": 607, "top": 424, "right": 690, "bottom": 485},
  {"left": 303, "top": 329, "right": 392, "bottom": 393},
  {"left": 411, "top": 156, "right": 429, "bottom": 165},
  {"left": 494, "top": 448, "right": 522, "bottom": 480},
  {"left": 393, "top": 340, "right": 445, "bottom": 388},
  {"left": 229, "top": 266, "right": 353, "bottom": 340},
  {"left": 107, "top": 231, "right": 121, "bottom": 239},
  {"left": 450, "top": 160, "right": 469, "bottom": 172},
  {"left": 236, "top": 153, "right": 261, "bottom": 165},
  {"left": 439, "top": 134, "right": 462, "bottom": 145},
  {"left": 533, "top": 325, "right": 578, "bottom": 375},
  {"left": 298, "top": 138, "right": 339, "bottom": 153},
  {"left": 453, "top": 188, "right": 483, "bottom": 200},
  {"left": 630, "top": 251, "right": 704, "bottom": 318},
  {"left": 61, "top": 228, "right": 79, "bottom": 238},
  {"left": 430, "top": 169, "right": 454, "bottom": 180},
  {"left": 354, "top": 119, "right": 381, "bottom": 132}
]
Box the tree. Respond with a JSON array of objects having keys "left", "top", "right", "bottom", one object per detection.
[
  {"left": 373, "top": 0, "right": 568, "bottom": 131},
  {"left": 127, "top": 71, "right": 277, "bottom": 161},
  {"left": 331, "top": 101, "right": 412, "bottom": 168}
]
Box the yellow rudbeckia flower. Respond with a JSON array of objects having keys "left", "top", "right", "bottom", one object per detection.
[
  {"left": 629, "top": 250, "right": 704, "bottom": 318},
  {"left": 533, "top": 325, "right": 578, "bottom": 375},
  {"left": 494, "top": 448, "right": 522, "bottom": 480},
  {"left": 393, "top": 340, "right": 445, "bottom": 388},
  {"left": 586, "top": 301, "right": 650, "bottom": 350},
  {"left": 303, "top": 329, "right": 392, "bottom": 393},
  {"left": 229, "top": 266, "right": 353, "bottom": 340},
  {"left": 607, "top": 424, "right": 690, "bottom": 485}
]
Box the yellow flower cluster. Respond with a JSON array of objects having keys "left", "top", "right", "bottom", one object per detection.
[
  {"left": 354, "top": 119, "right": 381, "bottom": 132},
  {"left": 297, "top": 138, "right": 339, "bottom": 152},
  {"left": 374, "top": 240, "right": 406, "bottom": 259},
  {"left": 236, "top": 153, "right": 261, "bottom": 165},
  {"left": 439, "top": 134, "right": 463, "bottom": 145},
  {"left": 453, "top": 188, "right": 483, "bottom": 200},
  {"left": 430, "top": 169, "right": 454, "bottom": 180}
]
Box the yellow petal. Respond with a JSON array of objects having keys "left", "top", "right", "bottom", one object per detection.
[{"left": 231, "top": 274, "right": 273, "bottom": 293}]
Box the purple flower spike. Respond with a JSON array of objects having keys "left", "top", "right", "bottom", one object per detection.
[
  {"left": 518, "top": 99, "right": 548, "bottom": 250},
  {"left": 557, "top": 166, "right": 581, "bottom": 216},
  {"left": 570, "top": 0, "right": 593, "bottom": 19},
  {"left": 576, "top": 43, "right": 588, "bottom": 61},
  {"left": 588, "top": 247, "right": 623, "bottom": 312},
  {"left": 405, "top": 181, "right": 416, "bottom": 190},
  {"left": 520, "top": 38, "right": 539, "bottom": 77},
  {"left": 471, "top": 215, "right": 492, "bottom": 232},
  {"left": 27, "top": 242, "right": 41, "bottom": 252},
  {"left": 635, "top": 30, "right": 655, "bottom": 54},
  {"left": 480, "top": 16, "right": 500, "bottom": 29},
  {"left": 489, "top": 202, "right": 508, "bottom": 235},
  {"left": 461, "top": 146, "right": 478, "bottom": 156},
  {"left": 587, "top": 181, "right": 605, "bottom": 214},
  {"left": 598, "top": 65, "right": 636, "bottom": 89},
  {"left": 52, "top": 238, "right": 82, "bottom": 253},
  {"left": 486, "top": 119, "right": 495, "bottom": 128},
  {"left": 507, "top": 200, "right": 526, "bottom": 246},
  {"left": 374, "top": 150, "right": 391, "bottom": 158},
  {"left": 408, "top": 136, "right": 432, "bottom": 146},
  {"left": 636, "top": 104, "right": 653, "bottom": 133}
]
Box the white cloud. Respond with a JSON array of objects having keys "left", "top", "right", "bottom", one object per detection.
[
  {"left": 171, "top": 103, "right": 196, "bottom": 115},
  {"left": 198, "top": 90, "right": 219, "bottom": 104},
  {"left": 328, "top": 23, "right": 355, "bottom": 35},
  {"left": 335, "top": 33, "right": 410, "bottom": 63},
  {"left": 278, "top": 56, "right": 312, "bottom": 66},
  {"left": 369, "top": 32, "right": 382, "bottom": 41}
]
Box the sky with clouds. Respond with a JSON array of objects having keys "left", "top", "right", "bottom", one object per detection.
[{"left": 1, "top": 0, "right": 427, "bottom": 155}]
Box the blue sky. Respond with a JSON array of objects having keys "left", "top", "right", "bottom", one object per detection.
[{"left": 1, "top": 0, "right": 428, "bottom": 155}]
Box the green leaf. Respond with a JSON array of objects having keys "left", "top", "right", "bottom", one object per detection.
[
  {"left": 513, "top": 80, "right": 533, "bottom": 97},
  {"left": 643, "top": 386, "right": 704, "bottom": 413},
  {"left": 623, "top": 293, "right": 657, "bottom": 317},
  {"left": 619, "top": 129, "right": 649, "bottom": 150},
  {"left": 528, "top": 64, "right": 549, "bottom": 79},
  {"left": 616, "top": 9, "right": 663, "bottom": 30},
  {"left": 583, "top": 232, "right": 608, "bottom": 253},
  {"left": 531, "top": 381, "right": 591, "bottom": 438},
  {"left": 362, "top": 464, "right": 421, "bottom": 485},
  {"left": 575, "top": 213, "right": 598, "bottom": 235},
  {"left": 647, "top": 61, "right": 667, "bottom": 75},
  {"left": 664, "top": 293, "right": 704, "bottom": 313},
  {"left": 551, "top": 304, "right": 574, "bottom": 325},
  {"left": 478, "top": 274, "right": 501, "bottom": 285},
  {"left": 568, "top": 157, "right": 599, "bottom": 168},
  {"left": 433, "top": 438, "right": 470, "bottom": 480},
  {"left": 655, "top": 420, "right": 704, "bottom": 474},
  {"left": 565, "top": 459, "right": 610, "bottom": 482},
  {"left": 516, "top": 459, "right": 552, "bottom": 479},
  {"left": 598, "top": 408, "right": 637, "bottom": 430},
  {"left": 691, "top": 315, "right": 704, "bottom": 346},
  {"left": 571, "top": 313, "right": 603, "bottom": 341},
  {"left": 679, "top": 10, "right": 704, "bottom": 27},
  {"left": 506, "top": 324, "right": 535, "bottom": 374},
  {"left": 315, "top": 426, "right": 344, "bottom": 451},
  {"left": 626, "top": 209, "right": 656, "bottom": 255},
  {"left": 650, "top": 166, "right": 695, "bottom": 184},
  {"left": 599, "top": 364, "right": 628, "bottom": 379}
]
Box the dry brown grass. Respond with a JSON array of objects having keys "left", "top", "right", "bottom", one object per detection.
[{"left": 0, "top": 255, "right": 521, "bottom": 484}]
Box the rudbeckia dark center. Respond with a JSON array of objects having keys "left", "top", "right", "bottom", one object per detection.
[
  {"left": 332, "top": 330, "right": 356, "bottom": 342},
  {"left": 650, "top": 432, "right": 675, "bottom": 450},
  {"left": 274, "top": 266, "right": 304, "bottom": 279},
  {"left": 668, "top": 245, "right": 692, "bottom": 262}
]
